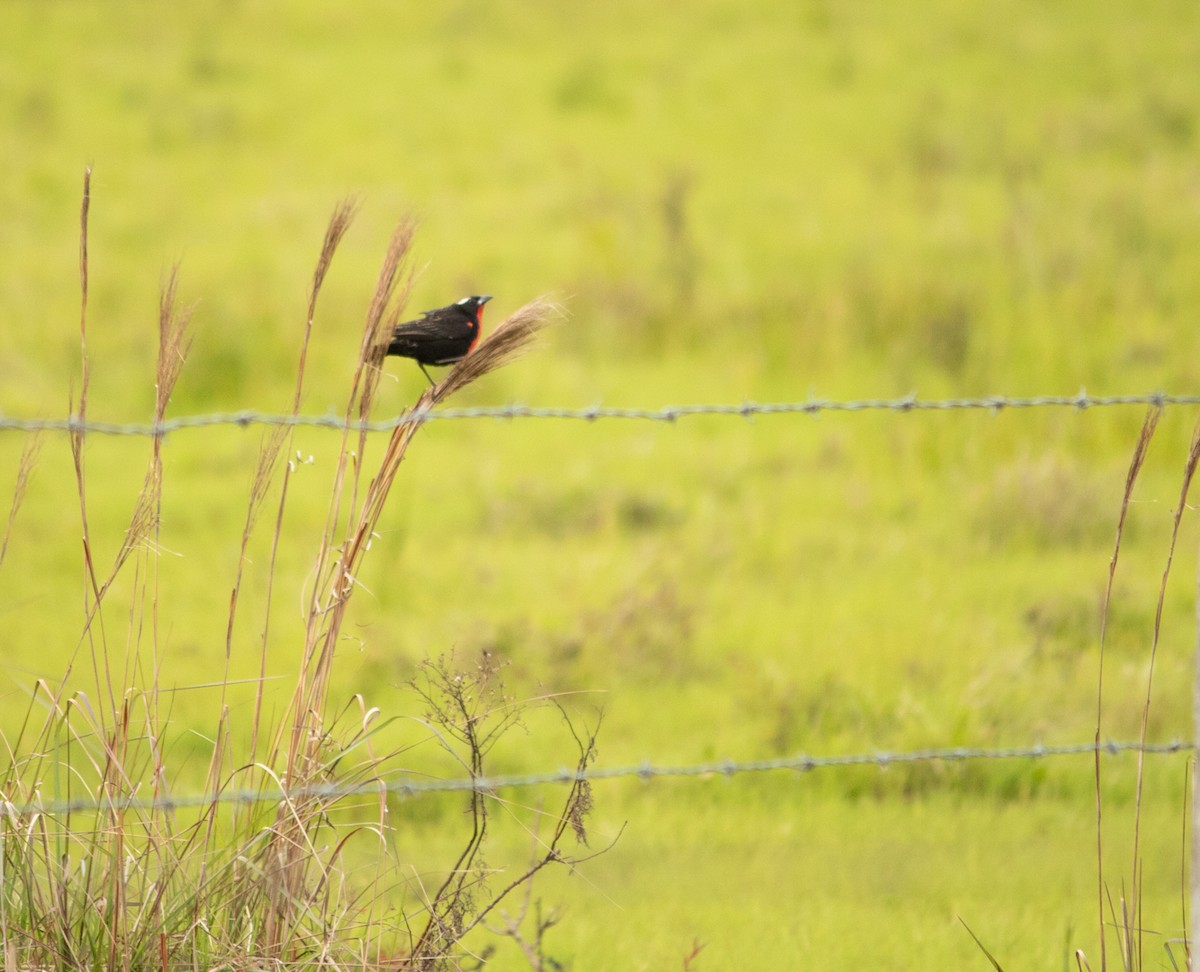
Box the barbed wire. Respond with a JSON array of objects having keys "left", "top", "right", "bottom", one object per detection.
[
  {"left": 1, "top": 391, "right": 1198, "bottom": 438},
  {"left": 4, "top": 739, "right": 1189, "bottom": 818}
]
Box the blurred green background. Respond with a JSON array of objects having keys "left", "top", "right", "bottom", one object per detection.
[{"left": 2, "top": 0, "right": 1199, "bottom": 967}]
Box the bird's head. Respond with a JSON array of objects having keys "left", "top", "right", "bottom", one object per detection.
[{"left": 457, "top": 294, "right": 493, "bottom": 320}]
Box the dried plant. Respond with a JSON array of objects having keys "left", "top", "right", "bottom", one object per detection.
[
  {"left": 0, "top": 433, "right": 41, "bottom": 570},
  {"left": 252, "top": 219, "right": 562, "bottom": 957},
  {"left": 232, "top": 199, "right": 358, "bottom": 750},
  {"left": 0, "top": 174, "right": 593, "bottom": 972},
  {"left": 1087, "top": 405, "right": 1200, "bottom": 972},
  {"left": 1092, "top": 407, "right": 1160, "bottom": 971},
  {"left": 404, "top": 656, "right": 608, "bottom": 967}
]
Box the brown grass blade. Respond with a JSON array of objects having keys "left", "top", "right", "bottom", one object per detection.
[
  {"left": 958, "top": 916, "right": 1005, "bottom": 970},
  {"left": 68, "top": 166, "right": 109, "bottom": 726},
  {"left": 235, "top": 202, "right": 357, "bottom": 754},
  {"left": 1127, "top": 412, "right": 1200, "bottom": 957},
  {"left": 272, "top": 216, "right": 416, "bottom": 794}
]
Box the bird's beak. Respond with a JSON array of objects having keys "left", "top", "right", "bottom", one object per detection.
[{"left": 479, "top": 295, "right": 493, "bottom": 304}]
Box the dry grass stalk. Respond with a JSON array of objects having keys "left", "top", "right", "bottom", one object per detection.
[
  {"left": 99, "top": 267, "right": 194, "bottom": 597},
  {"left": 225, "top": 422, "right": 289, "bottom": 664},
  {"left": 0, "top": 434, "right": 42, "bottom": 570},
  {"left": 47, "top": 173, "right": 200, "bottom": 969},
  {"left": 959, "top": 917, "right": 1004, "bottom": 970},
  {"left": 1091, "top": 405, "right": 1160, "bottom": 972},
  {"left": 321, "top": 296, "right": 560, "bottom": 679},
  {"left": 296, "top": 197, "right": 358, "bottom": 414},
  {"left": 231, "top": 200, "right": 358, "bottom": 761},
  {"left": 1089, "top": 405, "right": 1161, "bottom": 964},
  {"left": 293, "top": 218, "right": 415, "bottom": 698},
  {"left": 270, "top": 219, "right": 415, "bottom": 776},
  {"left": 70, "top": 166, "right": 101, "bottom": 640},
  {"left": 258, "top": 216, "right": 418, "bottom": 953},
  {"left": 257, "top": 272, "right": 558, "bottom": 955},
  {"left": 3, "top": 189, "right": 579, "bottom": 968},
  {"left": 1123, "top": 413, "right": 1200, "bottom": 965}
]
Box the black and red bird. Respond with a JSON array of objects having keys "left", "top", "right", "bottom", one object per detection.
[{"left": 385, "top": 295, "right": 492, "bottom": 385}]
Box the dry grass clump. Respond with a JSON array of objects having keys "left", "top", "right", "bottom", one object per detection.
[{"left": 0, "top": 173, "right": 595, "bottom": 971}]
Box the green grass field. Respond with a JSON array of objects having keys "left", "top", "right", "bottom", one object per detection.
[{"left": 2, "top": 1, "right": 1199, "bottom": 967}]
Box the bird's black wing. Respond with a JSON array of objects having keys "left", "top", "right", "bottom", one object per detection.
[{"left": 386, "top": 309, "right": 476, "bottom": 364}]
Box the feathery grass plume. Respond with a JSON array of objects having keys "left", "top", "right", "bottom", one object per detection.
[
  {"left": 154, "top": 267, "right": 195, "bottom": 426},
  {"left": 70, "top": 166, "right": 100, "bottom": 612},
  {"left": 299, "top": 197, "right": 359, "bottom": 413},
  {"left": 434, "top": 295, "right": 564, "bottom": 402},
  {"left": 356, "top": 217, "right": 416, "bottom": 426},
  {"left": 103, "top": 267, "right": 194, "bottom": 593},
  {"left": 0, "top": 434, "right": 41, "bottom": 570}
]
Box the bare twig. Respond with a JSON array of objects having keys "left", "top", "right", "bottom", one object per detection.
[
  {"left": 493, "top": 899, "right": 563, "bottom": 971},
  {"left": 407, "top": 659, "right": 610, "bottom": 966}
]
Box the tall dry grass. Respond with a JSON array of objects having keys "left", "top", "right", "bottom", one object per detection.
[
  {"left": 958, "top": 408, "right": 1194, "bottom": 972},
  {"left": 1087, "top": 407, "right": 1197, "bottom": 972},
  {"left": 0, "top": 173, "right": 595, "bottom": 971}
]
